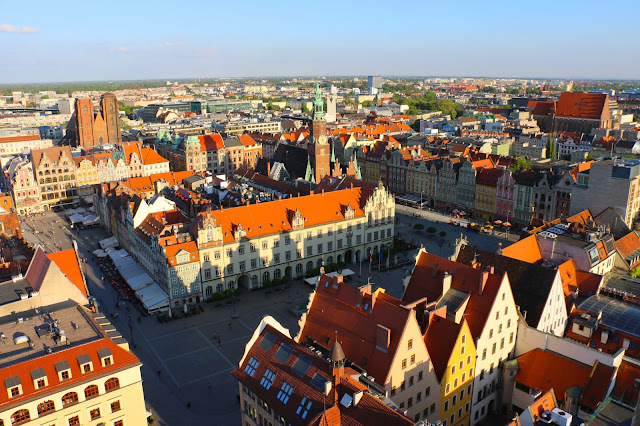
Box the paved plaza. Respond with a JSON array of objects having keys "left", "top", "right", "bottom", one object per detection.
[{"left": 18, "top": 207, "right": 515, "bottom": 425}]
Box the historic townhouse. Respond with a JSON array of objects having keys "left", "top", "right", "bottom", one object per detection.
[
  {"left": 159, "top": 237, "right": 202, "bottom": 306},
  {"left": 31, "top": 146, "right": 78, "bottom": 210},
  {"left": 403, "top": 249, "right": 519, "bottom": 424},
  {"left": 74, "top": 156, "right": 99, "bottom": 199},
  {"left": 405, "top": 158, "right": 438, "bottom": 207},
  {"left": 122, "top": 142, "right": 146, "bottom": 178},
  {"left": 191, "top": 184, "right": 394, "bottom": 296},
  {"left": 474, "top": 168, "right": 503, "bottom": 222},
  {"left": 141, "top": 147, "right": 170, "bottom": 176},
  {"left": 495, "top": 168, "right": 516, "bottom": 223},
  {"left": 6, "top": 157, "right": 42, "bottom": 215},
  {"left": 456, "top": 159, "right": 491, "bottom": 216},
  {"left": 436, "top": 157, "right": 461, "bottom": 212},
  {"left": 297, "top": 275, "right": 441, "bottom": 423},
  {"left": 513, "top": 170, "right": 537, "bottom": 227},
  {"left": 237, "top": 134, "right": 262, "bottom": 169}
]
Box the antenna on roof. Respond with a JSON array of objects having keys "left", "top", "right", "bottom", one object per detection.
[{"left": 473, "top": 252, "right": 479, "bottom": 263}]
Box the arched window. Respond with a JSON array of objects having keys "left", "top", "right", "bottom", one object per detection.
[
  {"left": 296, "top": 264, "right": 303, "bottom": 275},
  {"left": 262, "top": 271, "right": 269, "bottom": 282},
  {"left": 10, "top": 409, "right": 30, "bottom": 424},
  {"left": 306, "top": 261, "right": 313, "bottom": 271},
  {"left": 61, "top": 392, "right": 78, "bottom": 407},
  {"left": 216, "top": 283, "right": 223, "bottom": 293},
  {"left": 327, "top": 256, "right": 333, "bottom": 265},
  {"left": 205, "top": 286, "right": 212, "bottom": 296},
  {"left": 105, "top": 377, "right": 120, "bottom": 392},
  {"left": 274, "top": 269, "right": 281, "bottom": 279},
  {"left": 206, "top": 225, "right": 214, "bottom": 242},
  {"left": 251, "top": 275, "right": 258, "bottom": 286},
  {"left": 227, "top": 281, "right": 234, "bottom": 290},
  {"left": 317, "top": 259, "right": 323, "bottom": 268},
  {"left": 84, "top": 384, "right": 99, "bottom": 399},
  {"left": 37, "top": 400, "right": 55, "bottom": 415}
]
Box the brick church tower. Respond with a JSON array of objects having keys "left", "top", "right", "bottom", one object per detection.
[
  {"left": 75, "top": 98, "right": 95, "bottom": 147},
  {"left": 101, "top": 93, "right": 122, "bottom": 144},
  {"left": 312, "top": 83, "right": 330, "bottom": 183}
]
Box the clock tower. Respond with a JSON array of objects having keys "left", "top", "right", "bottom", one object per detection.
[{"left": 312, "top": 83, "right": 330, "bottom": 183}]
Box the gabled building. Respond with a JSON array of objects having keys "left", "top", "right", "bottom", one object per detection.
[
  {"left": 474, "top": 167, "right": 503, "bottom": 222},
  {"left": 553, "top": 92, "right": 612, "bottom": 133},
  {"left": 233, "top": 317, "right": 414, "bottom": 426},
  {"left": 296, "top": 274, "right": 441, "bottom": 423},
  {"left": 403, "top": 249, "right": 519, "bottom": 424}
]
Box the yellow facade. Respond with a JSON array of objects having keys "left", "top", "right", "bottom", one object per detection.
[
  {"left": 439, "top": 321, "right": 476, "bottom": 426},
  {"left": 474, "top": 184, "right": 496, "bottom": 222}
]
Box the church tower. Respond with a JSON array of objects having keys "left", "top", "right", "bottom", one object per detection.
[
  {"left": 75, "top": 98, "right": 95, "bottom": 147},
  {"left": 312, "top": 83, "right": 330, "bottom": 183},
  {"left": 100, "top": 93, "right": 122, "bottom": 144}
]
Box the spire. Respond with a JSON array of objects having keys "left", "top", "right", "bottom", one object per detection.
[
  {"left": 313, "top": 82, "right": 325, "bottom": 119},
  {"left": 304, "top": 155, "right": 315, "bottom": 183},
  {"left": 330, "top": 141, "right": 336, "bottom": 163}
]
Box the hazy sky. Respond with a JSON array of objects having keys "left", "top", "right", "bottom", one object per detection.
[{"left": 1, "top": 0, "right": 639, "bottom": 83}]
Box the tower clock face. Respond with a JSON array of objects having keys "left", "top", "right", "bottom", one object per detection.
[{"left": 317, "top": 135, "right": 327, "bottom": 145}]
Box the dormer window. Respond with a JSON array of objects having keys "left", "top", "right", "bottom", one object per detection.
[
  {"left": 5, "top": 376, "right": 22, "bottom": 398},
  {"left": 30, "top": 368, "right": 48, "bottom": 389},
  {"left": 98, "top": 348, "right": 113, "bottom": 367},
  {"left": 77, "top": 354, "right": 93, "bottom": 374},
  {"left": 55, "top": 360, "right": 71, "bottom": 381}
]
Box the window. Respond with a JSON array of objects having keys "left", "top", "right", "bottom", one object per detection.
[
  {"left": 37, "top": 379, "right": 46, "bottom": 389},
  {"left": 10, "top": 386, "right": 20, "bottom": 397},
  {"left": 296, "top": 396, "right": 312, "bottom": 419},
  {"left": 460, "top": 360, "right": 464, "bottom": 369},
  {"left": 61, "top": 370, "right": 70, "bottom": 380},
  {"left": 496, "top": 311, "right": 500, "bottom": 320},
  {"left": 461, "top": 345, "right": 465, "bottom": 355},
  {"left": 445, "top": 383, "right": 450, "bottom": 394},
  {"left": 408, "top": 397, "right": 413, "bottom": 408},
  {"left": 105, "top": 377, "right": 120, "bottom": 392},
  {"left": 510, "top": 332, "right": 514, "bottom": 343},
  {"left": 401, "top": 381, "right": 406, "bottom": 391},
  {"left": 84, "top": 384, "right": 99, "bottom": 399},
  {"left": 111, "top": 400, "right": 121, "bottom": 413},
  {"left": 402, "top": 359, "right": 407, "bottom": 369},
  {"left": 453, "top": 394, "right": 457, "bottom": 405},
  {"left": 68, "top": 416, "right": 80, "bottom": 426},
  {"left": 277, "top": 382, "right": 294, "bottom": 404},
  {"left": 444, "top": 400, "right": 449, "bottom": 411},
  {"left": 461, "top": 388, "right": 465, "bottom": 399},
  {"left": 501, "top": 338, "right": 505, "bottom": 349},
  {"left": 425, "top": 386, "right": 430, "bottom": 397},
  {"left": 37, "top": 400, "right": 55, "bottom": 415},
  {"left": 507, "top": 319, "right": 511, "bottom": 328},
  {"left": 492, "top": 343, "right": 497, "bottom": 354},
  {"left": 90, "top": 407, "right": 101, "bottom": 420},
  {"left": 408, "top": 339, "right": 413, "bottom": 349},
  {"left": 417, "top": 391, "right": 422, "bottom": 402},
  {"left": 62, "top": 392, "right": 78, "bottom": 407},
  {"left": 505, "top": 306, "right": 508, "bottom": 315},
  {"left": 454, "top": 378, "right": 458, "bottom": 388},
  {"left": 489, "top": 329, "right": 493, "bottom": 338},
  {"left": 451, "top": 365, "right": 455, "bottom": 375},
  {"left": 411, "top": 354, "right": 415, "bottom": 364},
  {"left": 467, "top": 355, "right": 471, "bottom": 365},
  {"left": 260, "top": 369, "right": 276, "bottom": 390},
  {"left": 245, "top": 357, "right": 259, "bottom": 376},
  {"left": 499, "top": 324, "right": 502, "bottom": 334},
  {"left": 409, "top": 376, "right": 414, "bottom": 387},
  {"left": 418, "top": 371, "right": 423, "bottom": 381}
]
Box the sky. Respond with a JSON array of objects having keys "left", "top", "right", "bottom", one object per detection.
[{"left": 1, "top": 0, "right": 639, "bottom": 84}]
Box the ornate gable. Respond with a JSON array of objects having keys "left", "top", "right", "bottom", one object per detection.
[{"left": 291, "top": 208, "right": 305, "bottom": 230}]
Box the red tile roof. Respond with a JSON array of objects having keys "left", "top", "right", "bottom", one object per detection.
[
  {"left": 233, "top": 323, "right": 413, "bottom": 426},
  {"left": 611, "top": 360, "right": 640, "bottom": 406},
  {"left": 424, "top": 312, "right": 467, "bottom": 382},
  {"left": 140, "top": 147, "right": 168, "bottom": 165},
  {"left": 615, "top": 231, "right": 640, "bottom": 268},
  {"left": 0, "top": 134, "right": 41, "bottom": 143},
  {"left": 0, "top": 335, "right": 140, "bottom": 410},
  {"left": 198, "top": 134, "right": 225, "bottom": 151},
  {"left": 47, "top": 249, "right": 87, "bottom": 297},
  {"left": 555, "top": 92, "right": 608, "bottom": 120},
  {"left": 514, "top": 349, "right": 591, "bottom": 400},
  {"left": 475, "top": 167, "right": 503, "bottom": 187},
  {"left": 529, "top": 100, "right": 557, "bottom": 116},
  {"left": 581, "top": 361, "right": 616, "bottom": 411},
  {"left": 298, "top": 275, "right": 411, "bottom": 384}
]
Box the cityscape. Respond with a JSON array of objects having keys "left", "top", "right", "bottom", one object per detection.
[{"left": 2, "top": 3, "right": 640, "bottom": 426}]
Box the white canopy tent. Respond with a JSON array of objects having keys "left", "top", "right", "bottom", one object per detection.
[
  {"left": 135, "top": 283, "right": 169, "bottom": 313},
  {"left": 304, "top": 268, "right": 355, "bottom": 286},
  {"left": 100, "top": 236, "right": 119, "bottom": 250}
]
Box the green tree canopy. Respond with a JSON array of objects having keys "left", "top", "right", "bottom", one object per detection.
[{"left": 510, "top": 157, "right": 532, "bottom": 172}]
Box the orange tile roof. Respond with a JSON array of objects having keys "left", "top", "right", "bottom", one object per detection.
[
  {"left": 121, "top": 141, "right": 142, "bottom": 161},
  {"left": 298, "top": 275, "right": 412, "bottom": 384},
  {"left": 164, "top": 240, "right": 199, "bottom": 259},
  {"left": 0, "top": 134, "right": 41, "bottom": 143},
  {"left": 502, "top": 235, "right": 543, "bottom": 263},
  {"left": 570, "top": 161, "right": 593, "bottom": 182},
  {"left": 615, "top": 231, "right": 640, "bottom": 268},
  {"left": 514, "top": 349, "right": 591, "bottom": 399},
  {"left": 192, "top": 188, "right": 368, "bottom": 244},
  {"left": 140, "top": 147, "right": 168, "bottom": 165},
  {"left": 556, "top": 92, "right": 608, "bottom": 120},
  {"left": 522, "top": 389, "right": 558, "bottom": 423},
  {"left": 198, "top": 134, "right": 224, "bottom": 151},
  {"left": 581, "top": 362, "right": 616, "bottom": 411},
  {"left": 47, "top": 249, "right": 87, "bottom": 297},
  {"left": 0, "top": 335, "right": 140, "bottom": 409},
  {"left": 237, "top": 134, "right": 259, "bottom": 148}
]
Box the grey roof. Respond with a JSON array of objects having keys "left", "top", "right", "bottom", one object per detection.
[
  {"left": 97, "top": 347, "right": 113, "bottom": 359},
  {"left": 330, "top": 341, "right": 345, "bottom": 363},
  {"left": 54, "top": 360, "right": 70, "bottom": 372},
  {"left": 4, "top": 376, "right": 20, "bottom": 388},
  {"left": 223, "top": 137, "right": 243, "bottom": 148},
  {"left": 76, "top": 354, "right": 92, "bottom": 365},
  {"left": 30, "top": 368, "right": 46, "bottom": 381},
  {"left": 579, "top": 295, "right": 640, "bottom": 339},
  {"left": 0, "top": 277, "right": 31, "bottom": 306},
  {"left": 586, "top": 398, "right": 633, "bottom": 426}
]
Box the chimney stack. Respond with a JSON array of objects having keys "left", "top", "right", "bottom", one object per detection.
[
  {"left": 376, "top": 324, "right": 391, "bottom": 352},
  {"left": 479, "top": 270, "right": 489, "bottom": 296}
]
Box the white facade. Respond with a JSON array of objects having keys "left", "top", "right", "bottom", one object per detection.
[{"left": 534, "top": 273, "right": 568, "bottom": 336}]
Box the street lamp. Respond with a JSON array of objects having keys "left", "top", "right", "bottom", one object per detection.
[{"left": 231, "top": 295, "right": 239, "bottom": 319}]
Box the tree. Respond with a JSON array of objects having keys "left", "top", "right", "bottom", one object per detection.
[
  {"left": 546, "top": 139, "right": 556, "bottom": 160},
  {"left": 426, "top": 226, "right": 437, "bottom": 234},
  {"left": 361, "top": 101, "right": 373, "bottom": 107},
  {"left": 439, "top": 231, "right": 447, "bottom": 238},
  {"left": 414, "top": 223, "right": 424, "bottom": 231},
  {"left": 632, "top": 266, "right": 640, "bottom": 278},
  {"left": 586, "top": 153, "right": 594, "bottom": 161},
  {"left": 301, "top": 104, "right": 311, "bottom": 114},
  {"left": 410, "top": 120, "right": 421, "bottom": 132},
  {"left": 510, "top": 157, "right": 532, "bottom": 172}
]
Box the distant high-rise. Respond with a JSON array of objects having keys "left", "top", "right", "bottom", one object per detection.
[
  {"left": 67, "top": 93, "right": 122, "bottom": 148},
  {"left": 368, "top": 75, "right": 382, "bottom": 95}
]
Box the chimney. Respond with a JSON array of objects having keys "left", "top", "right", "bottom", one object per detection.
[
  {"left": 479, "top": 270, "right": 489, "bottom": 296},
  {"left": 471, "top": 258, "right": 480, "bottom": 269},
  {"left": 601, "top": 330, "right": 609, "bottom": 345},
  {"left": 442, "top": 271, "right": 452, "bottom": 295},
  {"left": 486, "top": 265, "right": 494, "bottom": 274},
  {"left": 376, "top": 324, "right": 390, "bottom": 352},
  {"left": 353, "top": 391, "right": 363, "bottom": 406},
  {"left": 432, "top": 263, "right": 439, "bottom": 278}
]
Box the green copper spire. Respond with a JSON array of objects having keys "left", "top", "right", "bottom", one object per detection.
[
  {"left": 305, "top": 155, "right": 315, "bottom": 183},
  {"left": 313, "top": 82, "right": 325, "bottom": 119},
  {"left": 330, "top": 141, "right": 336, "bottom": 163}
]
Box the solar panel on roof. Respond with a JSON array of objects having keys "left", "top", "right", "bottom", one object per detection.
[
  {"left": 579, "top": 295, "right": 640, "bottom": 339},
  {"left": 258, "top": 332, "right": 276, "bottom": 351},
  {"left": 292, "top": 355, "right": 312, "bottom": 376},
  {"left": 310, "top": 372, "right": 328, "bottom": 390},
  {"left": 275, "top": 343, "right": 293, "bottom": 363}
]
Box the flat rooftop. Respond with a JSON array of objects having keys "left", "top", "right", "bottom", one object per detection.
[
  {"left": 0, "top": 305, "right": 103, "bottom": 368},
  {"left": 586, "top": 398, "right": 633, "bottom": 426}
]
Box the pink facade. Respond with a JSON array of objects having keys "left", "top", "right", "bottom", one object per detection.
[{"left": 495, "top": 168, "right": 516, "bottom": 222}]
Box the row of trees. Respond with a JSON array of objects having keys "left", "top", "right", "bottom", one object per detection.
[{"left": 393, "top": 91, "right": 463, "bottom": 118}]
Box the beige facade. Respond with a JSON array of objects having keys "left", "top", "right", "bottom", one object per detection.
[{"left": 32, "top": 146, "right": 78, "bottom": 209}]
